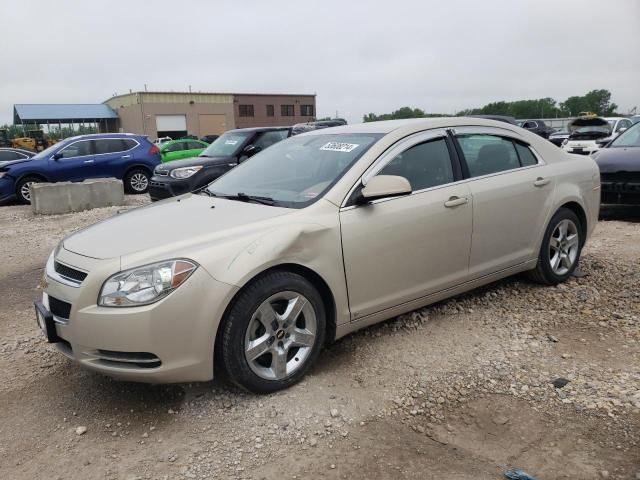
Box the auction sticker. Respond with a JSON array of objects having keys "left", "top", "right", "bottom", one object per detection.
[
  {"left": 225, "top": 140, "right": 238, "bottom": 145},
  {"left": 320, "top": 142, "right": 359, "bottom": 153}
]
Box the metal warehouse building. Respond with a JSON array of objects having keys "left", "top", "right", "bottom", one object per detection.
[{"left": 103, "top": 91, "right": 317, "bottom": 140}]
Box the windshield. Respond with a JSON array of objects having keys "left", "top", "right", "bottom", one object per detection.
[
  {"left": 199, "top": 131, "right": 252, "bottom": 157},
  {"left": 610, "top": 122, "right": 640, "bottom": 148},
  {"left": 206, "top": 133, "right": 382, "bottom": 208},
  {"left": 30, "top": 141, "right": 66, "bottom": 160}
]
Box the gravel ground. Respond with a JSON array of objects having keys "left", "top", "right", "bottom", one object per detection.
[{"left": 0, "top": 199, "right": 638, "bottom": 480}]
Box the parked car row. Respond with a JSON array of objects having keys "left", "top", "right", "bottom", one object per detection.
[
  {"left": 149, "top": 127, "right": 292, "bottom": 201},
  {"left": 0, "top": 133, "right": 160, "bottom": 204},
  {"left": 36, "top": 117, "right": 600, "bottom": 393}
]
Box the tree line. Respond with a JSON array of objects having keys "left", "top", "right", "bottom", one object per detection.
[{"left": 364, "top": 89, "right": 620, "bottom": 122}]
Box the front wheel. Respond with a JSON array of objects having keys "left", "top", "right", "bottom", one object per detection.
[
  {"left": 124, "top": 168, "right": 150, "bottom": 194},
  {"left": 219, "top": 271, "right": 326, "bottom": 393},
  {"left": 528, "top": 208, "right": 582, "bottom": 285},
  {"left": 15, "top": 176, "right": 42, "bottom": 204}
]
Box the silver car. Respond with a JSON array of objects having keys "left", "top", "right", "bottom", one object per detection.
[{"left": 36, "top": 118, "right": 600, "bottom": 393}]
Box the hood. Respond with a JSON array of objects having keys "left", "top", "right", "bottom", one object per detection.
[
  {"left": 0, "top": 158, "right": 32, "bottom": 168},
  {"left": 568, "top": 116, "right": 611, "bottom": 140},
  {"left": 157, "top": 155, "right": 233, "bottom": 171},
  {"left": 592, "top": 147, "right": 640, "bottom": 173},
  {"left": 63, "top": 194, "right": 291, "bottom": 259}
]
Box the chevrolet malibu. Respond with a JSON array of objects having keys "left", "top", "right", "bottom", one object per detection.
[{"left": 36, "top": 118, "right": 600, "bottom": 393}]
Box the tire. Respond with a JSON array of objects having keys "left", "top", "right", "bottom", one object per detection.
[
  {"left": 528, "top": 208, "right": 583, "bottom": 285},
  {"left": 219, "top": 271, "right": 326, "bottom": 394},
  {"left": 15, "top": 176, "right": 42, "bottom": 204},
  {"left": 124, "top": 168, "right": 150, "bottom": 194}
]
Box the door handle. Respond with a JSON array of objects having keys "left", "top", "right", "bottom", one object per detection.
[
  {"left": 83, "top": 160, "right": 94, "bottom": 163},
  {"left": 444, "top": 196, "right": 468, "bottom": 208},
  {"left": 121, "top": 154, "right": 131, "bottom": 159},
  {"left": 533, "top": 177, "right": 550, "bottom": 187}
]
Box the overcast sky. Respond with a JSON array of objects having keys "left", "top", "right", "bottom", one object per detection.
[{"left": 1, "top": 0, "right": 638, "bottom": 125}]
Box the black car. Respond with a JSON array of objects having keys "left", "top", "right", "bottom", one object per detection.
[
  {"left": 518, "top": 119, "right": 555, "bottom": 139},
  {"left": 548, "top": 130, "right": 570, "bottom": 147},
  {"left": 291, "top": 119, "right": 347, "bottom": 135},
  {"left": 149, "top": 127, "right": 292, "bottom": 201},
  {"left": 592, "top": 122, "right": 640, "bottom": 205},
  {"left": 0, "top": 147, "right": 35, "bottom": 163}
]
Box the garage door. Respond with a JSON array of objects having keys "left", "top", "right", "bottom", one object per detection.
[
  {"left": 156, "top": 114, "right": 187, "bottom": 132},
  {"left": 199, "top": 114, "right": 227, "bottom": 136}
]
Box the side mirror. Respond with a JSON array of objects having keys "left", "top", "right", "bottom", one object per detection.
[
  {"left": 358, "top": 175, "right": 412, "bottom": 204},
  {"left": 52, "top": 152, "right": 62, "bottom": 160},
  {"left": 243, "top": 145, "right": 258, "bottom": 156},
  {"left": 618, "top": 127, "right": 627, "bottom": 134}
]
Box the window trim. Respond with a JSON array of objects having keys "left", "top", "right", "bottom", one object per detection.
[
  {"left": 58, "top": 137, "right": 140, "bottom": 160},
  {"left": 340, "top": 126, "right": 545, "bottom": 210},
  {"left": 342, "top": 128, "right": 456, "bottom": 208},
  {"left": 449, "top": 126, "right": 545, "bottom": 182}
]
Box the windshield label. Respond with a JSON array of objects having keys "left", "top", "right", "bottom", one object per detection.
[
  {"left": 225, "top": 140, "right": 238, "bottom": 145},
  {"left": 320, "top": 142, "right": 359, "bottom": 153}
]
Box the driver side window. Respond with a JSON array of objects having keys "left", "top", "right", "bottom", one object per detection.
[
  {"left": 377, "top": 138, "right": 454, "bottom": 191},
  {"left": 59, "top": 140, "right": 92, "bottom": 159}
]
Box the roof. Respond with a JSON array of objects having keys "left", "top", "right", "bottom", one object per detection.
[
  {"left": 304, "top": 117, "right": 526, "bottom": 136},
  {"left": 227, "top": 126, "right": 293, "bottom": 133},
  {"left": 14, "top": 104, "right": 118, "bottom": 124}
]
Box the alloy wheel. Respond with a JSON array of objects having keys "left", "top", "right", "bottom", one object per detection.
[
  {"left": 548, "top": 219, "right": 579, "bottom": 275},
  {"left": 130, "top": 173, "right": 148, "bottom": 192},
  {"left": 20, "top": 182, "right": 35, "bottom": 201},
  {"left": 244, "top": 291, "right": 317, "bottom": 381}
]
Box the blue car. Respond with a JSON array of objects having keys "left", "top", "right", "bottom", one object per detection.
[{"left": 0, "top": 133, "right": 161, "bottom": 204}]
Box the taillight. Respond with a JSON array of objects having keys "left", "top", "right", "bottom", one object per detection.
[{"left": 149, "top": 145, "right": 160, "bottom": 155}]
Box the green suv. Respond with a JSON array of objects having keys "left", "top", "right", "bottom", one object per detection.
[{"left": 160, "top": 139, "right": 209, "bottom": 163}]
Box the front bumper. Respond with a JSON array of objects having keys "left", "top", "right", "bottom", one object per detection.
[
  {"left": 41, "top": 247, "right": 238, "bottom": 383},
  {"left": 562, "top": 141, "right": 599, "bottom": 156},
  {"left": 600, "top": 179, "right": 640, "bottom": 205},
  {"left": 0, "top": 177, "right": 17, "bottom": 204},
  {"left": 149, "top": 175, "right": 194, "bottom": 201}
]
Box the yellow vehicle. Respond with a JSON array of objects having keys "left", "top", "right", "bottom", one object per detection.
[
  {"left": 11, "top": 130, "right": 56, "bottom": 151},
  {"left": 577, "top": 111, "right": 599, "bottom": 119},
  {"left": 0, "top": 128, "right": 9, "bottom": 147}
]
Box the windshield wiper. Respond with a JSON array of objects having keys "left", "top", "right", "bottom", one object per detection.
[
  {"left": 221, "top": 192, "right": 275, "bottom": 205},
  {"left": 198, "top": 188, "right": 216, "bottom": 197}
]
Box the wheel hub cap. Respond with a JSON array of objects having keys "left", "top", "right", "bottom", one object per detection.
[
  {"left": 549, "top": 219, "right": 579, "bottom": 276},
  {"left": 244, "top": 291, "right": 317, "bottom": 381}
]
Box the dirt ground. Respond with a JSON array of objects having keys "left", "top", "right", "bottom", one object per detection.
[{"left": 0, "top": 198, "right": 638, "bottom": 480}]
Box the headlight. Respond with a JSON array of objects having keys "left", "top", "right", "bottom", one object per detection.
[
  {"left": 170, "top": 166, "right": 203, "bottom": 179},
  {"left": 99, "top": 259, "right": 197, "bottom": 307},
  {"left": 561, "top": 139, "right": 568, "bottom": 146}
]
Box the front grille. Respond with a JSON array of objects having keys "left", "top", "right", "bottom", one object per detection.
[
  {"left": 94, "top": 350, "right": 162, "bottom": 369},
  {"left": 54, "top": 261, "right": 87, "bottom": 283},
  {"left": 154, "top": 169, "right": 169, "bottom": 176},
  {"left": 49, "top": 296, "right": 71, "bottom": 319}
]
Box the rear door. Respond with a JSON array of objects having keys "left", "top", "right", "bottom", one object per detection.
[
  {"left": 162, "top": 142, "right": 188, "bottom": 162},
  {"left": 452, "top": 127, "right": 554, "bottom": 278},
  {"left": 49, "top": 139, "right": 95, "bottom": 181},
  {"left": 93, "top": 138, "right": 138, "bottom": 178}
]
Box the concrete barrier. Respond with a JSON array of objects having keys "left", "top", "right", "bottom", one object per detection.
[{"left": 31, "top": 178, "right": 125, "bottom": 215}]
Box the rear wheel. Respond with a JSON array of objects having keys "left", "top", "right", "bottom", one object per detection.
[
  {"left": 528, "top": 208, "right": 582, "bottom": 285},
  {"left": 16, "top": 176, "right": 42, "bottom": 204},
  {"left": 219, "top": 271, "right": 326, "bottom": 393},
  {"left": 124, "top": 168, "right": 150, "bottom": 194}
]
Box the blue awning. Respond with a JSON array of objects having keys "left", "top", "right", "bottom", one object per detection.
[{"left": 14, "top": 104, "right": 118, "bottom": 124}]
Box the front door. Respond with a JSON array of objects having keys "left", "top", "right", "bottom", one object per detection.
[
  {"left": 49, "top": 139, "right": 95, "bottom": 181},
  {"left": 340, "top": 130, "right": 473, "bottom": 320}
]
